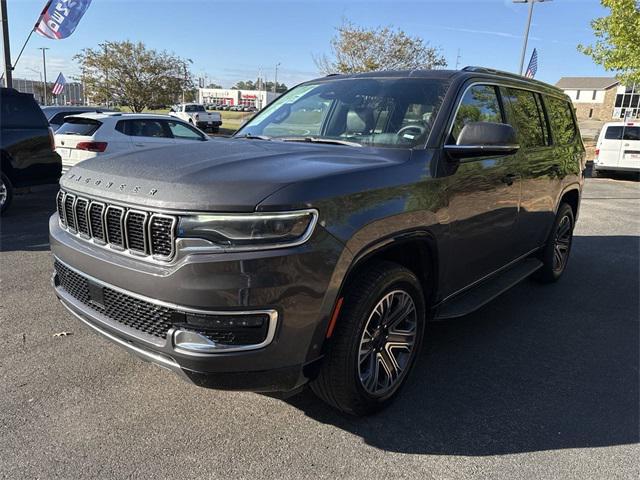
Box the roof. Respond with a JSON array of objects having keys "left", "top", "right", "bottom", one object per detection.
[
  {"left": 555, "top": 77, "right": 619, "bottom": 90},
  {"left": 65, "top": 112, "right": 174, "bottom": 121}
]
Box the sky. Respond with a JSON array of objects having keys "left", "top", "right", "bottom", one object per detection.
[{"left": 5, "top": 0, "right": 612, "bottom": 88}]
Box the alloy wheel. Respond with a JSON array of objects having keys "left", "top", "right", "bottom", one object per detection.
[
  {"left": 358, "top": 289, "right": 418, "bottom": 397},
  {"left": 552, "top": 214, "right": 572, "bottom": 273}
]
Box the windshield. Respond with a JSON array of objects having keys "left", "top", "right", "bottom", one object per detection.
[{"left": 236, "top": 78, "right": 447, "bottom": 148}]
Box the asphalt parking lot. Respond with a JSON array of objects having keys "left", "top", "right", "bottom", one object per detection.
[{"left": 1, "top": 177, "right": 638, "bottom": 480}]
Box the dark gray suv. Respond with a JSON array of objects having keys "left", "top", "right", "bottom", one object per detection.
[{"left": 50, "top": 67, "right": 585, "bottom": 415}]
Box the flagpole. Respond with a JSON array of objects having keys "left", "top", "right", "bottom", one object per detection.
[
  {"left": 39, "top": 47, "right": 49, "bottom": 105},
  {"left": 0, "top": 0, "right": 12, "bottom": 87},
  {"left": 518, "top": 0, "right": 535, "bottom": 75}
]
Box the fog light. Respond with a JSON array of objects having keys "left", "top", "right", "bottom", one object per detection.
[{"left": 172, "top": 311, "right": 274, "bottom": 353}]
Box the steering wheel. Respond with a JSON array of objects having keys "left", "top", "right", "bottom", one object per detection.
[{"left": 396, "top": 124, "right": 427, "bottom": 139}]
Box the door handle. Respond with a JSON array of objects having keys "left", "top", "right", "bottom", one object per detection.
[
  {"left": 134, "top": 143, "right": 146, "bottom": 147},
  {"left": 501, "top": 174, "right": 517, "bottom": 186}
]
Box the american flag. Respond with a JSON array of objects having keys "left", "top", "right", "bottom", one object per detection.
[
  {"left": 52, "top": 73, "right": 66, "bottom": 96},
  {"left": 525, "top": 49, "right": 538, "bottom": 79}
]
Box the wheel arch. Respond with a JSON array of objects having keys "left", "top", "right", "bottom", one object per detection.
[{"left": 558, "top": 185, "right": 581, "bottom": 220}]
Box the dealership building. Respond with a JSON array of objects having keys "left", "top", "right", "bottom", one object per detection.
[
  {"left": 556, "top": 77, "right": 639, "bottom": 121},
  {"left": 198, "top": 88, "right": 279, "bottom": 109}
]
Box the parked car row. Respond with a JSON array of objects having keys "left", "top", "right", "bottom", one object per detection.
[{"left": 206, "top": 103, "right": 258, "bottom": 112}]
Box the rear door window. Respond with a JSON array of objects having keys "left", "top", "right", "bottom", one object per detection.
[
  {"left": 0, "top": 92, "right": 48, "bottom": 128},
  {"left": 503, "top": 88, "right": 547, "bottom": 148},
  {"left": 450, "top": 85, "right": 504, "bottom": 142},
  {"left": 604, "top": 126, "right": 640, "bottom": 141},
  {"left": 545, "top": 96, "right": 577, "bottom": 145},
  {"left": 56, "top": 117, "right": 102, "bottom": 136},
  {"left": 115, "top": 119, "right": 171, "bottom": 138}
]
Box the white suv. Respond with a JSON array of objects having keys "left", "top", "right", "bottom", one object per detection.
[
  {"left": 55, "top": 112, "right": 209, "bottom": 172},
  {"left": 593, "top": 122, "right": 640, "bottom": 177}
]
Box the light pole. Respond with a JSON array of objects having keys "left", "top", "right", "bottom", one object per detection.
[
  {"left": 273, "top": 62, "right": 281, "bottom": 93},
  {"left": 514, "top": 0, "right": 551, "bottom": 75},
  {"left": 0, "top": 0, "right": 12, "bottom": 87},
  {"left": 38, "top": 47, "right": 49, "bottom": 105}
]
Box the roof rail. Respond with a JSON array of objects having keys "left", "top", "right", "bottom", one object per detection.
[{"left": 461, "top": 65, "right": 558, "bottom": 89}]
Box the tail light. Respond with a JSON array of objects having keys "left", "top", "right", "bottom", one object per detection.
[
  {"left": 76, "top": 141, "right": 108, "bottom": 152},
  {"left": 595, "top": 148, "right": 600, "bottom": 159},
  {"left": 48, "top": 127, "right": 55, "bottom": 152}
]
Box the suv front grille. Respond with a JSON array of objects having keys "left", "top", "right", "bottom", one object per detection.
[{"left": 56, "top": 190, "right": 176, "bottom": 261}]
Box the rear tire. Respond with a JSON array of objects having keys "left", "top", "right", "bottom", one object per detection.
[
  {"left": 0, "top": 172, "right": 14, "bottom": 216},
  {"left": 311, "top": 261, "right": 425, "bottom": 416},
  {"left": 534, "top": 203, "right": 575, "bottom": 283}
]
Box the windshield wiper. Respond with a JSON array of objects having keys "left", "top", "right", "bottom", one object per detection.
[
  {"left": 279, "top": 137, "right": 362, "bottom": 147},
  {"left": 237, "top": 133, "right": 272, "bottom": 141}
]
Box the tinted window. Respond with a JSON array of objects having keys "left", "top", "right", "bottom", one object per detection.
[
  {"left": 503, "top": 88, "right": 547, "bottom": 148},
  {"left": 0, "top": 92, "right": 48, "bottom": 129},
  {"left": 239, "top": 79, "right": 447, "bottom": 148},
  {"left": 167, "top": 121, "right": 205, "bottom": 140},
  {"left": 56, "top": 117, "right": 102, "bottom": 136},
  {"left": 604, "top": 126, "right": 640, "bottom": 141},
  {"left": 185, "top": 105, "right": 206, "bottom": 113},
  {"left": 115, "top": 119, "right": 170, "bottom": 138},
  {"left": 451, "top": 85, "right": 503, "bottom": 142},
  {"left": 545, "top": 96, "right": 577, "bottom": 145}
]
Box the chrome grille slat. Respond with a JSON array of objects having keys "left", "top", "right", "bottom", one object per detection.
[
  {"left": 75, "top": 198, "right": 90, "bottom": 236},
  {"left": 56, "top": 191, "right": 66, "bottom": 226},
  {"left": 105, "top": 206, "right": 125, "bottom": 248},
  {"left": 56, "top": 190, "right": 176, "bottom": 261},
  {"left": 64, "top": 194, "right": 77, "bottom": 232}
]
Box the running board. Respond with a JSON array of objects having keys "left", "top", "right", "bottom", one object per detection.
[{"left": 434, "top": 258, "right": 543, "bottom": 320}]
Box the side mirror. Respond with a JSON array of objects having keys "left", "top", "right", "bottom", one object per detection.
[{"left": 444, "top": 122, "right": 520, "bottom": 160}]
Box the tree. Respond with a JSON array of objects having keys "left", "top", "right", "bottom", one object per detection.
[
  {"left": 232, "top": 79, "right": 287, "bottom": 92},
  {"left": 74, "top": 41, "right": 193, "bottom": 112},
  {"left": 206, "top": 82, "right": 223, "bottom": 89},
  {"left": 578, "top": 0, "right": 640, "bottom": 85},
  {"left": 314, "top": 20, "right": 447, "bottom": 74}
]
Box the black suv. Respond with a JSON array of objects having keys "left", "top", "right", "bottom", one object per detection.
[
  {"left": 1, "top": 88, "right": 61, "bottom": 214},
  {"left": 50, "top": 67, "right": 585, "bottom": 415}
]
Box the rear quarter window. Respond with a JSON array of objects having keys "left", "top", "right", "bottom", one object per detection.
[
  {"left": 56, "top": 118, "right": 102, "bottom": 136},
  {"left": 545, "top": 96, "right": 577, "bottom": 145},
  {"left": 0, "top": 92, "right": 48, "bottom": 129}
]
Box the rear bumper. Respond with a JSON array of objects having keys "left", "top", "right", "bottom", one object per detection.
[
  {"left": 593, "top": 164, "right": 640, "bottom": 173},
  {"left": 197, "top": 121, "right": 222, "bottom": 129}
]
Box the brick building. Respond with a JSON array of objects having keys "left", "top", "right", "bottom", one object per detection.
[{"left": 556, "top": 77, "right": 639, "bottom": 121}]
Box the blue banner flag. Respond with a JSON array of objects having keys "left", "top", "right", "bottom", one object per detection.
[{"left": 35, "top": 0, "right": 93, "bottom": 40}]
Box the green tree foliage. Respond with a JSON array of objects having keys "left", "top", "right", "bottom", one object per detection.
[
  {"left": 315, "top": 20, "right": 447, "bottom": 74},
  {"left": 578, "top": 0, "right": 640, "bottom": 85},
  {"left": 74, "top": 41, "right": 193, "bottom": 112},
  {"left": 232, "top": 79, "right": 287, "bottom": 92}
]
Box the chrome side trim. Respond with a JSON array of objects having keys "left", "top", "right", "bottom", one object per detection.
[
  {"left": 443, "top": 144, "right": 520, "bottom": 152},
  {"left": 53, "top": 256, "right": 279, "bottom": 354}
]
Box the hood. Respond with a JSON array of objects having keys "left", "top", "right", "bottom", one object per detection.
[{"left": 60, "top": 137, "right": 409, "bottom": 212}]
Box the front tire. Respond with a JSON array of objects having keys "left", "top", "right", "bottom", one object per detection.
[
  {"left": 534, "top": 203, "right": 575, "bottom": 283},
  {"left": 311, "top": 261, "right": 425, "bottom": 416},
  {"left": 0, "top": 172, "right": 14, "bottom": 215}
]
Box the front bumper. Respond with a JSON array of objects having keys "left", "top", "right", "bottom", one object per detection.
[{"left": 50, "top": 213, "right": 347, "bottom": 392}]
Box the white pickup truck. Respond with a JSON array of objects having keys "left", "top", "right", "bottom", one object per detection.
[{"left": 169, "top": 103, "right": 222, "bottom": 133}]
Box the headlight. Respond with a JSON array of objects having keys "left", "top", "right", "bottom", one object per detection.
[{"left": 177, "top": 209, "right": 318, "bottom": 251}]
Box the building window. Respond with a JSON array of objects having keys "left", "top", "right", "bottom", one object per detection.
[
  {"left": 589, "top": 108, "right": 593, "bottom": 118},
  {"left": 592, "top": 90, "right": 597, "bottom": 100},
  {"left": 576, "top": 90, "right": 581, "bottom": 100}
]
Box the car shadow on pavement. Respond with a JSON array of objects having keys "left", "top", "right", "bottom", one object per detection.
[
  {"left": 0, "top": 188, "right": 57, "bottom": 252},
  {"left": 285, "top": 235, "right": 640, "bottom": 456}
]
